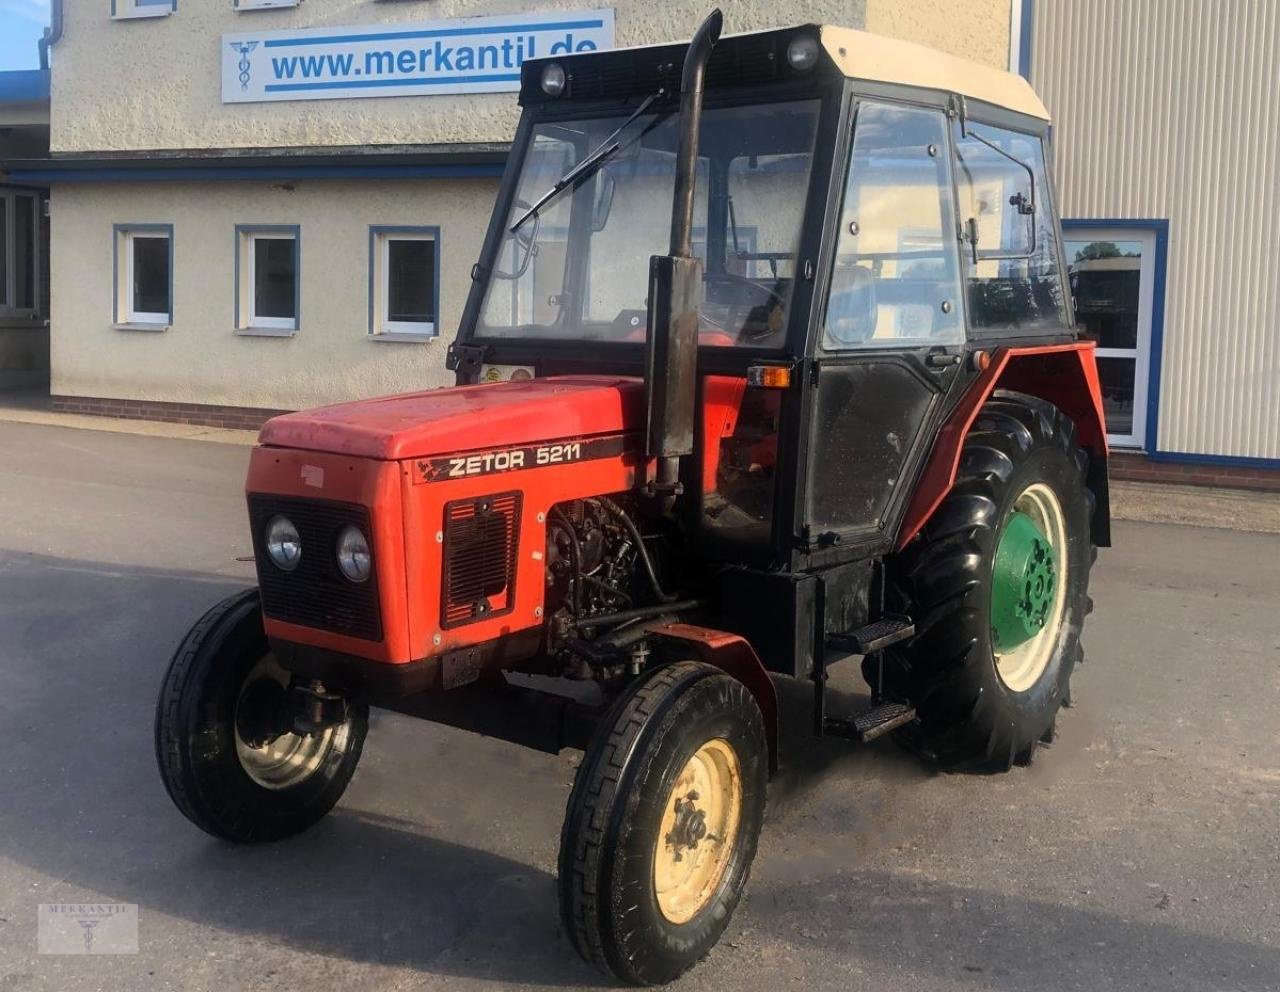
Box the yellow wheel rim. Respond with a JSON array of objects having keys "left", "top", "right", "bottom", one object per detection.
[{"left": 653, "top": 738, "right": 742, "bottom": 925}]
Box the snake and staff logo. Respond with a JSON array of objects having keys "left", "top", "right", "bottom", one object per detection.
[
  {"left": 229, "top": 40, "right": 260, "bottom": 91},
  {"left": 38, "top": 903, "right": 139, "bottom": 955}
]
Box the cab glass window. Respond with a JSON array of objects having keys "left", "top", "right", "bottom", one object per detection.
[
  {"left": 954, "top": 122, "right": 1067, "bottom": 330},
  {"left": 823, "top": 102, "right": 964, "bottom": 350}
]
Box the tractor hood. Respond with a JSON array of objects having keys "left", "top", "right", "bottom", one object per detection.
[{"left": 257, "top": 375, "right": 645, "bottom": 460}]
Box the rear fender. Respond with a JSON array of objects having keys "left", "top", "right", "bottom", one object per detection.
[
  {"left": 897, "top": 343, "right": 1111, "bottom": 550},
  {"left": 653, "top": 622, "right": 779, "bottom": 775}
]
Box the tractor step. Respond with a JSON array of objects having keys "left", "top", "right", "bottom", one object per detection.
[
  {"left": 824, "top": 702, "right": 917, "bottom": 743},
  {"left": 825, "top": 615, "right": 915, "bottom": 655}
]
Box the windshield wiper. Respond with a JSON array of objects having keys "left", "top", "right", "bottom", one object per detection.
[{"left": 510, "top": 90, "right": 664, "bottom": 235}]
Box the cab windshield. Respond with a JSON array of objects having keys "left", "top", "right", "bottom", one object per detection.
[{"left": 478, "top": 98, "right": 821, "bottom": 349}]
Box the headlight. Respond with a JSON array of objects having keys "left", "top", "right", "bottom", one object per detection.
[
  {"left": 541, "top": 62, "right": 566, "bottom": 96},
  {"left": 336, "top": 525, "right": 372, "bottom": 583},
  {"left": 786, "top": 34, "right": 820, "bottom": 72},
  {"left": 265, "top": 516, "right": 301, "bottom": 571}
]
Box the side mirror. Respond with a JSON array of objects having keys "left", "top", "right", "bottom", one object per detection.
[{"left": 591, "top": 168, "right": 617, "bottom": 232}]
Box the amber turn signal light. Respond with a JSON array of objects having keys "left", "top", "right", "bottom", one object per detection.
[{"left": 746, "top": 365, "right": 792, "bottom": 389}]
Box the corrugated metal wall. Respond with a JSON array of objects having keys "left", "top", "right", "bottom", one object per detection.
[{"left": 1031, "top": 0, "right": 1279, "bottom": 461}]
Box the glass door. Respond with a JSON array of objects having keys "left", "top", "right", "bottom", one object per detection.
[{"left": 1064, "top": 227, "right": 1157, "bottom": 448}]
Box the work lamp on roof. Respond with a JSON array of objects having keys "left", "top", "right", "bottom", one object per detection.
[
  {"left": 541, "top": 63, "right": 567, "bottom": 96},
  {"left": 786, "top": 34, "right": 820, "bottom": 72}
]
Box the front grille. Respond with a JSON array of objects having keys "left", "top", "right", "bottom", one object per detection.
[
  {"left": 441, "top": 492, "right": 521, "bottom": 629},
  {"left": 247, "top": 494, "right": 383, "bottom": 641}
]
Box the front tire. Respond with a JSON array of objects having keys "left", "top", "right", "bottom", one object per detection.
[
  {"left": 558, "top": 662, "right": 768, "bottom": 985},
  {"left": 875, "top": 390, "right": 1096, "bottom": 771},
  {"left": 155, "top": 588, "right": 368, "bottom": 842}
]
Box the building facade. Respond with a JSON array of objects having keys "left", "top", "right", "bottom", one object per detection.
[
  {"left": 11, "top": 0, "right": 1010, "bottom": 425},
  {"left": 4, "top": 0, "right": 1276, "bottom": 487}
]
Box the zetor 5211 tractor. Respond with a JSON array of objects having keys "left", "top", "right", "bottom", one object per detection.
[{"left": 156, "top": 12, "right": 1109, "bottom": 985}]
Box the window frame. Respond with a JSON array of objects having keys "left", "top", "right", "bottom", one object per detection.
[
  {"left": 110, "top": 0, "right": 176, "bottom": 20},
  {"left": 112, "top": 223, "right": 173, "bottom": 329},
  {"left": 233, "top": 0, "right": 299, "bottom": 9},
  {"left": 235, "top": 225, "right": 300, "bottom": 335},
  {"left": 819, "top": 96, "right": 967, "bottom": 353},
  {"left": 0, "top": 189, "right": 42, "bottom": 318},
  {"left": 949, "top": 113, "right": 1074, "bottom": 340},
  {"left": 368, "top": 226, "right": 440, "bottom": 341}
]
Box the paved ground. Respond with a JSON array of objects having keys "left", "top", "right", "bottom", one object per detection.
[{"left": 0, "top": 419, "right": 1276, "bottom": 992}]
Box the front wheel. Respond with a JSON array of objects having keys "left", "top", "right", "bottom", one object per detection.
[
  {"left": 155, "top": 588, "right": 368, "bottom": 842},
  {"left": 874, "top": 390, "right": 1097, "bottom": 771},
  {"left": 558, "top": 662, "right": 768, "bottom": 985}
]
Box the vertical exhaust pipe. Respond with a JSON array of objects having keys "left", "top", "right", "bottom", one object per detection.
[{"left": 644, "top": 9, "right": 723, "bottom": 505}]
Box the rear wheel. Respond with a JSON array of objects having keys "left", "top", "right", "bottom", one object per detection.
[
  {"left": 873, "top": 390, "right": 1096, "bottom": 770},
  {"left": 558, "top": 662, "right": 767, "bottom": 985},
  {"left": 155, "top": 588, "right": 368, "bottom": 842}
]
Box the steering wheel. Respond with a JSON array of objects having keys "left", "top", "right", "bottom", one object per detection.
[{"left": 705, "top": 271, "right": 786, "bottom": 343}]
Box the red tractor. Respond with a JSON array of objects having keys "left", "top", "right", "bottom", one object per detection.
[{"left": 156, "top": 12, "right": 1108, "bottom": 985}]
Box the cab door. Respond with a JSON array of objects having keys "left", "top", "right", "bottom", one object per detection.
[{"left": 802, "top": 99, "right": 967, "bottom": 547}]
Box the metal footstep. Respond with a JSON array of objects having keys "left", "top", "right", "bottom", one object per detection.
[
  {"left": 825, "top": 615, "right": 915, "bottom": 655},
  {"left": 824, "top": 702, "right": 917, "bottom": 743}
]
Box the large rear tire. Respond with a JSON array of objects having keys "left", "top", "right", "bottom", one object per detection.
[
  {"left": 155, "top": 588, "right": 368, "bottom": 842},
  {"left": 873, "top": 390, "right": 1096, "bottom": 771},
  {"left": 558, "top": 662, "right": 768, "bottom": 985}
]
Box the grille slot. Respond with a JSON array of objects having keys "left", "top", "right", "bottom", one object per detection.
[
  {"left": 247, "top": 494, "right": 382, "bottom": 641},
  {"left": 442, "top": 492, "right": 521, "bottom": 629}
]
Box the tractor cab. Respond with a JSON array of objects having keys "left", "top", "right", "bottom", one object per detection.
[{"left": 450, "top": 22, "right": 1084, "bottom": 571}]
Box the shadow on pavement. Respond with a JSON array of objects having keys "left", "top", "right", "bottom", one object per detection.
[{"left": 2, "top": 549, "right": 1277, "bottom": 990}]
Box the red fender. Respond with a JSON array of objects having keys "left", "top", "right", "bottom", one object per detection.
[
  {"left": 897, "top": 342, "right": 1108, "bottom": 550},
  {"left": 653, "top": 622, "right": 780, "bottom": 774}
]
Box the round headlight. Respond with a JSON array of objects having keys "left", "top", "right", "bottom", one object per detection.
[
  {"left": 786, "top": 35, "right": 820, "bottom": 72},
  {"left": 265, "top": 516, "right": 301, "bottom": 572},
  {"left": 541, "top": 62, "right": 567, "bottom": 97},
  {"left": 336, "top": 525, "right": 372, "bottom": 583}
]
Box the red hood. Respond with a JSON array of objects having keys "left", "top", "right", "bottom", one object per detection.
[{"left": 257, "top": 375, "right": 645, "bottom": 460}]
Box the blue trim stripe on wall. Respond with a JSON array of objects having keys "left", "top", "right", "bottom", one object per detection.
[
  {"left": 6, "top": 163, "right": 505, "bottom": 185},
  {"left": 1017, "top": 0, "right": 1034, "bottom": 79}
]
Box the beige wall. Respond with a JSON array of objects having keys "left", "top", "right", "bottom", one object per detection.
[
  {"left": 51, "top": 0, "right": 1009, "bottom": 154},
  {"left": 51, "top": 178, "right": 495, "bottom": 408}
]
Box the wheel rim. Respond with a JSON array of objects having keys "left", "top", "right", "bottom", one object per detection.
[
  {"left": 653, "top": 738, "right": 743, "bottom": 925},
  {"left": 991, "top": 482, "right": 1069, "bottom": 693},
  {"left": 233, "top": 654, "right": 343, "bottom": 790}
]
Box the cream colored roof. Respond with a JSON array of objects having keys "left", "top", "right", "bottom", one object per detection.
[{"left": 819, "top": 25, "right": 1050, "bottom": 121}]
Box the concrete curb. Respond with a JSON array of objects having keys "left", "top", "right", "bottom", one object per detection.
[{"left": 0, "top": 406, "right": 258, "bottom": 446}]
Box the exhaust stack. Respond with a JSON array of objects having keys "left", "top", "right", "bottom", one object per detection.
[{"left": 644, "top": 8, "right": 723, "bottom": 502}]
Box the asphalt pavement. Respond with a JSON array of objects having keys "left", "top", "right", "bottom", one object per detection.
[{"left": 0, "top": 419, "right": 1277, "bottom": 992}]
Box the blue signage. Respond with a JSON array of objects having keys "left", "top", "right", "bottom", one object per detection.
[{"left": 222, "top": 9, "right": 615, "bottom": 103}]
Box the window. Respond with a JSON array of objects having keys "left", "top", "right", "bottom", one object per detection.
[
  {"left": 954, "top": 121, "right": 1067, "bottom": 331},
  {"left": 111, "top": 0, "right": 176, "bottom": 19},
  {"left": 113, "top": 225, "right": 172, "bottom": 327},
  {"left": 823, "top": 102, "right": 964, "bottom": 349},
  {"left": 1063, "top": 224, "right": 1165, "bottom": 449},
  {"left": 0, "top": 190, "right": 41, "bottom": 315},
  {"left": 369, "top": 227, "right": 438, "bottom": 338},
  {"left": 236, "top": 226, "right": 299, "bottom": 334}
]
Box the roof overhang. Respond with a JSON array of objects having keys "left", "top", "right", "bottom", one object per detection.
[
  {"left": 1, "top": 142, "right": 509, "bottom": 184},
  {"left": 0, "top": 69, "right": 50, "bottom": 128},
  {"left": 820, "top": 26, "right": 1050, "bottom": 121}
]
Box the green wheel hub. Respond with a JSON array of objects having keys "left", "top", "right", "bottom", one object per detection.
[{"left": 991, "top": 510, "right": 1057, "bottom": 652}]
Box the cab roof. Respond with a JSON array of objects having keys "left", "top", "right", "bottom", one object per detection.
[
  {"left": 819, "top": 25, "right": 1049, "bottom": 121},
  {"left": 520, "top": 22, "right": 1050, "bottom": 123}
]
